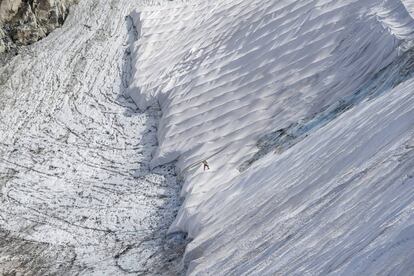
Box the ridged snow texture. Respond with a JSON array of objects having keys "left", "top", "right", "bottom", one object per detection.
[{"left": 128, "top": 0, "right": 414, "bottom": 275}]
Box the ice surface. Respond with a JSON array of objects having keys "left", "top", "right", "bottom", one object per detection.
[{"left": 0, "top": 0, "right": 186, "bottom": 275}]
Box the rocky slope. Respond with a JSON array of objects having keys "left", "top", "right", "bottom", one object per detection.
[{"left": 0, "top": 0, "right": 78, "bottom": 62}]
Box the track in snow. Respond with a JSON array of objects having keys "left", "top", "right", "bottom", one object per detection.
[{"left": 0, "top": 0, "right": 186, "bottom": 275}]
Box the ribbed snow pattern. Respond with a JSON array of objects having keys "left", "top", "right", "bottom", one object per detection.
[
  {"left": 128, "top": 0, "right": 414, "bottom": 274},
  {"left": 129, "top": 0, "right": 411, "bottom": 173},
  {"left": 377, "top": 0, "right": 414, "bottom": 41}
]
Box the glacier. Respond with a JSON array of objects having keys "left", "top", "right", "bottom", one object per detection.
[
  {"left": 0, "top": 1, "right": 186, "bottom": 274},
  {"left": 0, "top": 0, "right": 414, "bottom": 275}
]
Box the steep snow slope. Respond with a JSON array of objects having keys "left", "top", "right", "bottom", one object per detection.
[
  {"left": 128, "top": 0, "right": 414, "bottom": 274},
  {"left": 185, "top": 78, "right": 414, "bottom": 275},
  {"left": 1, "top": 0, "right": 413, "bottom": 274}
]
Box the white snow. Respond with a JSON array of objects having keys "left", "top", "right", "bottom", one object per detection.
[
  {"left": 128, "top": 0, "right": 414, "bottom": 274},
  {"left": 1, "top": 0, "right": 414, "bottom": 275}
]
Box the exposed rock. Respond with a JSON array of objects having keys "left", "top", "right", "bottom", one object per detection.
[{"left": 0, "top": 0, "right": 78, "bottom": 57}]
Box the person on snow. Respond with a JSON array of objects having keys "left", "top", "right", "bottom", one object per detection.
[{"left": 202, "top": 160, "right": 210, "bottom": 171}]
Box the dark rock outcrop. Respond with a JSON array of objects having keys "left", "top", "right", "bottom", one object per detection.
[{"left": 0, "top": 0, "right": 78, "bottom": 56}]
